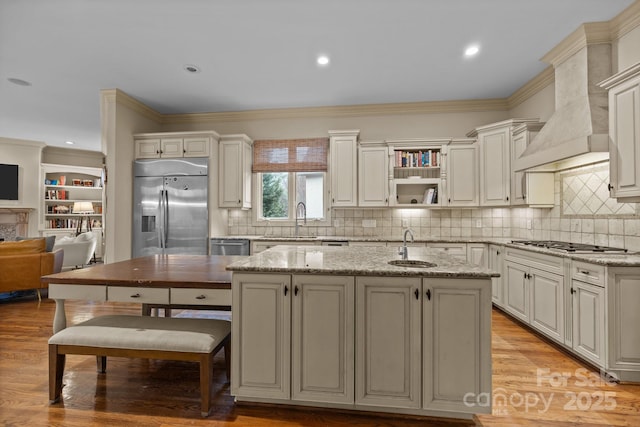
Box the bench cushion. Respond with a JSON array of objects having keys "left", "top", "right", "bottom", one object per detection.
[{"left": 48, "top": 315, "right": 230, "bottom": 354}]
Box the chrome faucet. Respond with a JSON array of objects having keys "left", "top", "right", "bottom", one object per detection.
[
  {"left": 295, "top": 201, "right": 306, "bottom": 237},
  {"left": 399, "top": 228, "right": 414, "bottom": 260}
]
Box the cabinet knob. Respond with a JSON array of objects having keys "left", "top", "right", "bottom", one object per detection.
[
  {"left": 183, "top": 149, "right": 186, "bottom": 153},
  {"left": 506, "top": 196, "right": 509, "bottom": 201},
  {"left": 426, "top": 289, "right": 431, "bottom": 300},
  {"left": 294, "top": 286, "right": 299, "bottom": 296},
  {"left": 570, "top": 288, "right": 576, "bottom": 295},
  {"left": 284, "top": 286, "right": 289, "bottom": 296},
  {"left": 156, "top": 150, "right": 160, "bottom": 154},
  {"left": 608, "top": 183, "right": 613, "bottom": 191},
  {"left": 130, "top": 293, "right": 141, "bottom": 298},
  {"left": 195, "top": 295, "right": 206, "bottom": 300},
  {"left": 414, "top": 289, "right": 419, "bottom": 300}
]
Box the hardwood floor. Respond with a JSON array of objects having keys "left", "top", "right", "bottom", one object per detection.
[{"left": 1, "top": 293, "right": 639, "bottom": 426}]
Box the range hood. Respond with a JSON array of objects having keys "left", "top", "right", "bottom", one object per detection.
[{"left": 513, "top": 24, "right": 612, "bottom": 172}]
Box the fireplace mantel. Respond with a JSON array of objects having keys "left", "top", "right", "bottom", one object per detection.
[{"left": 0, "top": 208, "right": 35, "bottom": 238}]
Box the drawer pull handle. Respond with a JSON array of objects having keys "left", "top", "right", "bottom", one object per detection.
[
  {"left": 580, "top": 270, "right": 590, "bottom": 275},
  {"left": 196, "top": 295, "right": 206, "bottom": 300},
  {"left": 130, "top": 293, "right": 141, "bottom": 298}
]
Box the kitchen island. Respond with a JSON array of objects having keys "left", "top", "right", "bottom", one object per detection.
[{"left": 226, "top": 245, "right": 499, "bottom": 420}]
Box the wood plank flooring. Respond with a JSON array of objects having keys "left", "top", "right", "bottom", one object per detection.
[{"left": 1, "top": 293, "right": 639, "bottom": 426}]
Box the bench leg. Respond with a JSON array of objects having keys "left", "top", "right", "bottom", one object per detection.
[
  {"left": 96, "top": 355, "right": 107, "bottom": 373},
  {"left": 48, "top": 344, "right": 65, "bottom": 403},
  {"left": 199, "top": 352, "right": 214, "bottom": 417}
]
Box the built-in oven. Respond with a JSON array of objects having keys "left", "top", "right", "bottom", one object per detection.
[{"left": 210, "top": 238, "right": 251, "bottom": 255}]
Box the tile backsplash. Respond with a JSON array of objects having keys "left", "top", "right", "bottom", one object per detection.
[{"left": 227, "top": 162, "right": 640, "bottom": 251}]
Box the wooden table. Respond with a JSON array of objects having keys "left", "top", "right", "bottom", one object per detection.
[{"left": 41, "top": 254, "right": 242, "bottom": 333}]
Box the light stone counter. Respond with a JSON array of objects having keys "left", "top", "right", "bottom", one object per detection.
[{"left": 226, "top": 245, "right": 499, "bottom": 278}]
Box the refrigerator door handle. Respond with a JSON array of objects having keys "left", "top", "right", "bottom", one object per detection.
[
  {"left": 163, "top": 189, "right": 169, "bottom": 248},
  {"left": 158, "top": 190, "right": 165, "bottom": 250}
]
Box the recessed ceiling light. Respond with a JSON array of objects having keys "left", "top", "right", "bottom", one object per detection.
[
  {"left": 183, "top": 64, "right": 201, "bottom": 73},
  {"left": 464, "top": 45, "right": 480, "bottom": 57},
  {"left": 65, "top": 141, "right": 75, "bottom": 145},
  {"left": 7, "top": 77, "right": 32, "bottom": 86},
  {"left": 317, "top": 55, "right": 330, "bottom": 66}
]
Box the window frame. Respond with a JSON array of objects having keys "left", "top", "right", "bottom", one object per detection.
[{"left": 253, "top": 171, "right": 331, "bottom": 227}]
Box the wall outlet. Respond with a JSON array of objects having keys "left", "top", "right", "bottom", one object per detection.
[
  {"left": 526, "top": 219, "right": 532, "bottom": 230},
  {"left": 362, "top": 219, "right": 376, "bottom": 228},
  {"left": 475, "top": 219, "right": 482, "bottom": 228},
  {"left": 402, "top": 219, "right": 409, "bottom": 227}
]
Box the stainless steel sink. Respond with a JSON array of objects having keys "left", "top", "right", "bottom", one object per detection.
[{"left": 388, "top": 260, "right": 436, "bottom": 268}]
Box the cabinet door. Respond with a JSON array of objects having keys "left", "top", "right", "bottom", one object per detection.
[
  {"left": 530, "top": 268, "right": 564, "bottom": 343},
  {"left": 358, "top": 146, "right": 388, "bottom": 206},
  {"left": 423, "top": 278, "right": 492, "bottom": 414},
  {"left": 572, "top": 280, "right": 606, "bottom": 367},
  {"left": 447, "top": 143, "right": 478, "bottom": 206},
  {"left": 231, "top": 274, "right": 291, "bottom": 399},
  {"left": 608, "top": 72, "right": 640, "bottom": 201},
  {"left": 330, "top": 133, "right": 358, "bottom": 207},
  {"left": 355, "top": 277, "right": 421, "bottom": 409},
  {"left": 219, "top": 140, "right": 242, "bottom": 208},
  {"left": 479, "top": 128, "right": 510, "bottom": 206},
  {"left": 292, "top": 275, "right": 354, "bottom": 404},
  {"left": 504, "top": 261, "right": 529, "bottom": 322},
  {"left": 608, "top": 269, "right": 640, "bottom": 371},
  {"left": 511, "top": 130, "right": 527, "bottom": 205},
  {"left": 160, "top": 138, "right": 183, "bottom": 157},
  {"left": 467, "top": 243, "right": 487, "bottom": 267},
  {"left": 489, "top": 245, "right": 504, "bottom": 306},
  {"left": 135, "top": 139, "right": 161, "bottom": 159},
  {"left": 183, "top": 137, "right": 210, "bottom": 157}
]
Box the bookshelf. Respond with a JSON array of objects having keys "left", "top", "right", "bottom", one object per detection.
[{"left": 41, "top": 164, "right": 104, "bottom": 259}]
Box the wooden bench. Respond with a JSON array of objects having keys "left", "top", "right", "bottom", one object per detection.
[{"left": 48, "top": 314, "right": 231, "bottom": 417}]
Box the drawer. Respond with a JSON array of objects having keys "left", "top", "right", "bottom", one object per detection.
[
  {"left": 49, "top": 284, "right": 107, "bottom": 301},
  {"left": 572, "top": 261, "right": 605, "bottom": 287},
  {"left": 427, "top": 243, "right": 467, "bottom": 260},
  {"left": 171, "top": 288, "right": 231, "bottom": 306},
  {"left": 108, "top": 286, "right": 170, "bottom": 304}
]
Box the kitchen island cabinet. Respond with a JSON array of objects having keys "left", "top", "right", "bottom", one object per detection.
[{"left": 228, "top": 245, "right": 495, "bottom": 420}]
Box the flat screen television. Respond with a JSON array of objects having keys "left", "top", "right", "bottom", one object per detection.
[{"left": 0, "top": 164, "right": 19, "bottom": 200}]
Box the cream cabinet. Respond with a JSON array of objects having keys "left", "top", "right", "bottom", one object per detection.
[
  {"left": 467, "top": 243, "right": 488, "bottom": 267},
  {"left": 511, "top": 122, "right": 554, "bottom": 207},
  {"left": 468, "top": 119, "right": 539, "bottom": 207},
  {"left": 218, "top": 134, "right": 252, "bottom": 209},
  {"left": 231, "top": 273, "right": 291, "bottom": 399},
  {"left": 503, "top": 247, "right": 565, "bottom": 344},
  {"left": 489, "top": 244, "right": 504, "bottom": 306},
  {"left": 423, "top": 278, "right": 492, "bottom": 413},
  {"left": 446, "top": 139, "right": 478, "bottom": 207},
  {"left": 427, "top": 242, "right": 467, "bottom": 261},
  {"left": 600, "top": 63, "right": 640, "bottom": 202},
  {"left": 571, "top": 279, "right": 606, "bottom": 367},
  {"left": 292, "top": 275, "right": 354, "bottom": 404},
  {"left": 134, "top": 132, "right": 214, "bottom": 159},
  {"left": 607, "top": 268, "right": 640, "bottom": 373},
  {"left": 355, "top": 276, "right": 422, "bottom": 409},
  {"left": 329, "top": 130, "right": 359, "bottom": 207},
  {"left": 358, "top": 142, "right": 388, "bottom": 207}
]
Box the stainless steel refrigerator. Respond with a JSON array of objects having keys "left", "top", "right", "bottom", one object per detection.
[{"left": 132, "top": 158, "right": 208, "bottom": 257}]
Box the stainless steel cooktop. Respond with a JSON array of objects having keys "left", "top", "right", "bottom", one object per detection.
[{"left": 511, "top": 240, "right": 627, "bottom": 253}]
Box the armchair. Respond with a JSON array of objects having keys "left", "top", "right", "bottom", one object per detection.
[{"left": 52, "top": 231, "right": 97, "bottom": 270}]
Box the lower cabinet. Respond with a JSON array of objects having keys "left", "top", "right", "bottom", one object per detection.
[
  {"left": 608, "top": 268, "right": 640, "bottom": 373},
  {"left": 355, "top": 276, "right": 421, "bottom": 409},
  {"left": 571, "top": 279, "right": 606, "bottom": 367},
  {"left": 232, "top": 272, "right": 492, "bottom": 418},
  {"left": 489, "top": 245, "right": 504, "bottom": 306}
]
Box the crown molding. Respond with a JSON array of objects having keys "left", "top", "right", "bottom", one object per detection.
[
  {"left": 162, "top": 98, "right": 509, "bottom": 124},
  {"left": 610, "top": 0, "right": 640, "bottom": 39},
  {"left": 507, "top": 66, "right": 555, "bottom": 109},
  {"left": 100, "top": 89, "right": 163, "bottom": 123},
  {"left": 542, "top": 22, "right": 612, "bottom": 66}
]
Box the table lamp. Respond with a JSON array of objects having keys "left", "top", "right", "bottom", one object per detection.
[{"left": 73, "top": 201, "right": 94, "bottom": 235}]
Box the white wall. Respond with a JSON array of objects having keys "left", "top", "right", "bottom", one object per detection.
[{"left": 0, "top": 138, "right": 45, "bottom": 236}]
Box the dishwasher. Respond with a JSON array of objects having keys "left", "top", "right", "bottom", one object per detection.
[{"left": 210, "top": 238, "right": 251, "bottom": 255}]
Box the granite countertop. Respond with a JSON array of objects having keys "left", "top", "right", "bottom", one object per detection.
[
  {"left": 214, "top": 235, "right": 640, "bottom": 266},
  {"left": 226, "top": 245, "right": 499, "bottom": 278}
]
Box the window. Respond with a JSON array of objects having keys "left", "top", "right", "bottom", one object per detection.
[
  {"left": 253, "top": 137, "right": 330, "bottom": 225},
  {"left": 257, "top": 172, "right": 326, "bottom": 221}
]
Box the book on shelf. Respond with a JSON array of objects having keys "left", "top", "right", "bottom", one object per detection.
[
  {"left": 395, "top": 149, "right": 440, "bottom": 168},
  {"left": 422, "top": 187, "right": 438, "bottom": 204}
]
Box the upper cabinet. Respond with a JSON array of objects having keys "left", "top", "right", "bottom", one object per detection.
[
  {"left": 446, "top": 139, "right": 478, "bottom": 207},
  {"left": 134, "top": 131, "right": 217, "bottom": 159},
  {"left": 358, "top": 142, "right": 389, "bottom": 207},
  {"left": 467, "top": 119, "right": 539, "bottom": 207},
  {"left": 600, "top": 63, "right": 640, "bottom": 202},
  {"left": 511, "top": 122, "right": 554, "bottom": 207},
  {"left": 219, "top": 134, "right": 253, "bottom": 209},
  {"left": 329, "top": 130, "right": 359, "bottom": 207}
]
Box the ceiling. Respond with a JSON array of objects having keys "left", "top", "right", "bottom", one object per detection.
[{"left": 0, "top": 0, "right": 635, "bottom": 152}]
